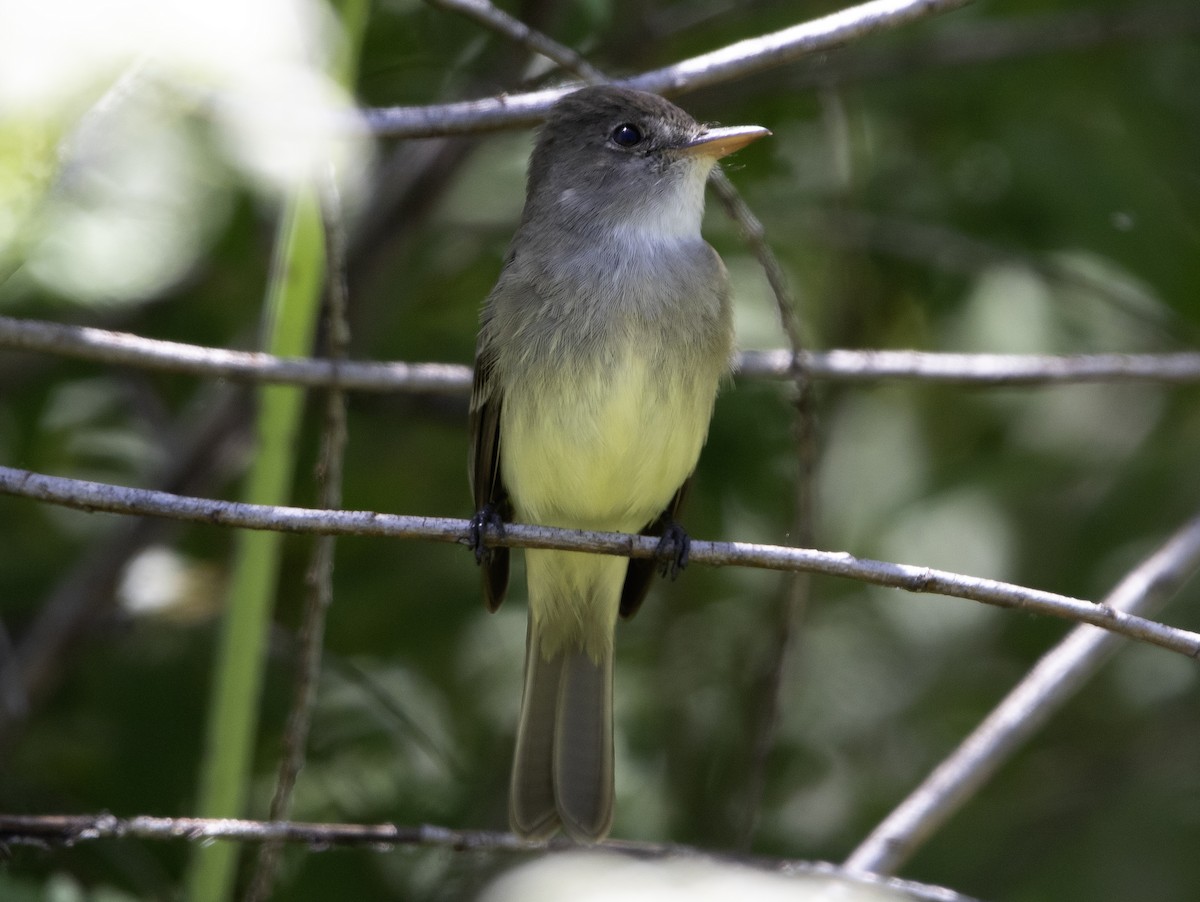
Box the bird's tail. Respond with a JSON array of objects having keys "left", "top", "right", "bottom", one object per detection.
[{"left": 509, "top": 616, "right": 614, "bottom": 842}]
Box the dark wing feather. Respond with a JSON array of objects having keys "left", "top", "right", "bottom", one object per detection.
[
  {"left": 469, "top": 343, "right": 512, "bottom": 611},
  {"left": 618, "top": 477, "right": 692, "bottom": 619}
]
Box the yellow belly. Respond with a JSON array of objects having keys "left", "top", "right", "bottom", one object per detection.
[
  {"left": 500, "top": 348, "right": 722, "bottom": 659},
  {"left": 501, "top": 351, "right": 717, "bottom": 533}
]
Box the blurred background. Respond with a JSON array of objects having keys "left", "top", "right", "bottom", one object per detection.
[{"left": 2, "top": 0, "right": 1199, "bottom": 898}]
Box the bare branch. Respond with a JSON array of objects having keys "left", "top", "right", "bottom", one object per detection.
[
  {"left": 248, "top": 168, "right": 354, "bottom": 902},
  {"left": 363, "top": 0, "right": 973, "bottom": 136},
  {"left": 0, "top": 812, "right": 977, "bottom": 900},
  {"left": 744, "top": 349, "right": 1200, "bottom": 384},
  {"left": 0, "top": 812, "right": 524, "bottom": 852},
  {"left": 627, "top": 0, "right": 975, "bottom": 95},
  {"left": 6, "top": 315, "right": 1200, "bottom": 389},
  {"left": 0, "top": 314, "right": 468, "bottom": 392},
  {"left": 426, "top": 0, "right": 606, "bottom": 81},
  {"left": 709, "top": 171, "right": 814, "bottom": 849},
  {"left": 2, "top": 465, "right": 1198, "bottom": 660},
  {"left": 844, "top": 509, "right": 1200, "bottom": 875}
]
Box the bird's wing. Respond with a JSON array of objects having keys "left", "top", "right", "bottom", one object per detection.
[
  {"left": 469, "top": 341, "right": 511, "bottom": 611},
  {"left": 618, "top": 477, "right": 692, "bottom": 619}
]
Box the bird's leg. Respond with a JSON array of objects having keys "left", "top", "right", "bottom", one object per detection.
[
  {"left": 654, "top": 521, "right": 691, "bottom": 580},
  {"left": 469, "top": 504, "right": 506, "bottom": 564}
]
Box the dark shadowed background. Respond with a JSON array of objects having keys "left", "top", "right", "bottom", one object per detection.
[{"left": 1, "top": 0, "right": 1199, "bottom": 898}]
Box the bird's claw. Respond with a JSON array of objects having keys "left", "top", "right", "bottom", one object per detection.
[
  {"left": 469, "top": 505, "right": 505, "bottom": 564},
  {"left": 654, "top": 522, "right": 691, "bottom": 580}
]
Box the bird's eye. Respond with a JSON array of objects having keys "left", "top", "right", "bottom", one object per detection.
[{"left": 611, "top": 123, "right": 643, "bottom": 147}]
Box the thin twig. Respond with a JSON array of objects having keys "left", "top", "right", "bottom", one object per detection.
[
  {"left": 246, "top": 168, "right": 354, "bottom": 902},
  {"left": 710, "top": 166, "right": 815, "bottom": 850},
  {"left": 362, "top": 0, "right": 974, "bottom": 136},
  {"left": 0, "top": 619, "right": 26, "bottom": 723},
  {"left": 844, "top": 509, "right": 1200, "bottom": 875},
  {"left": 426, "top": 0, "right": 606, "bottom": 81},
  {"left": 710, "top": 177, "right": 806, "bottom": 354},
  {"left": 6, "top": 315, "right": 1200, "bottom": 388},
  {"left": 735, "top": 381, "right": 816, "bottom": 848},
  {"left": 2, "top": 465, "right": 1198, "bottom": 660}
]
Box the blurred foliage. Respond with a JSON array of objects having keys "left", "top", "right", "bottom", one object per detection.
[{"left": 2, "top": 0, "right": 1200, "bottom": 899}]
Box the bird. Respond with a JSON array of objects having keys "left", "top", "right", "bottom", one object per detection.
[{"left": 468, "top": 84, "right": 768, "bottom": 842}]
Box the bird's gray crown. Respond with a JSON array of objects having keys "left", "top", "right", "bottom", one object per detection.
[{"left": 521, "top": 86, "right": 713, "bottom": 239}]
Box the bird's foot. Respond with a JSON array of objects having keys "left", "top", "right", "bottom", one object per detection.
[
  {"left": 654, "top": 522, "right": 691, "bottom": 580},
  {"left": 468, "top": 505, "right": 505, "bottom": 564}
]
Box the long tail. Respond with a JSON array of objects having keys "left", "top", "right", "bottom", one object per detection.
[{"left": 509, "top": 618, "right": 614, "bottom": 842}]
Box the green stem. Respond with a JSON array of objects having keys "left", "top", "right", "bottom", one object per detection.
[
  {"left": 184, "top": 3, "right": 371, "bottom": 896},
  {"left": 185, "top": 193, "right": 325, "bottom": 902}
]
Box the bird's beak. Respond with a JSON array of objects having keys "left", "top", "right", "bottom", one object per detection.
[{"left": 676, "top": 125, "right": 771, "bottom": 160}]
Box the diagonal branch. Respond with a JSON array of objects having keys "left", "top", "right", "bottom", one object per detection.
[
  {"left": 2, "top": 465, "right": 1199, "bottom": 661},
  {"left": 844, "top": 508, "right": 1200, "bottom": 875},
  {"left": 426, "top": 0, "right": 606, "bottom": 81},
  {"left": 708, "top": 161, "right": 814, "bottom": 850}
]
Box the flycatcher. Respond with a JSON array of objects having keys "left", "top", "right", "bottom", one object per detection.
[{"left": 469, "top": 85, "right": 768, "bottom": 842}]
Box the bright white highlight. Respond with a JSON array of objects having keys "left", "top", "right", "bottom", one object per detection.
[{"left": 0, "top": 0, "right": 370, "bottom": 304}]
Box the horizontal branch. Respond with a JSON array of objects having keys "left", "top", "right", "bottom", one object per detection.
[
  {"left": 0, "top": 315, "right": 468, "bottom": 393},
  {"left": 4, "top": 315, "right": 1200, "bottom": 391},
  {"left": 737, "top": 349, "right": 1200, "bottom": 385},
  {"left": 0, "top": 812, "right": 975, "bottom": 900},
  {"left": 363, "top": 0, "right": 972, "bottom": 136},
  {"left": 0, "top": 812, "right": 523, "bottom": 852},
  {"left": 3, "top": 465, "right": 1199, "bottom": 660}
]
